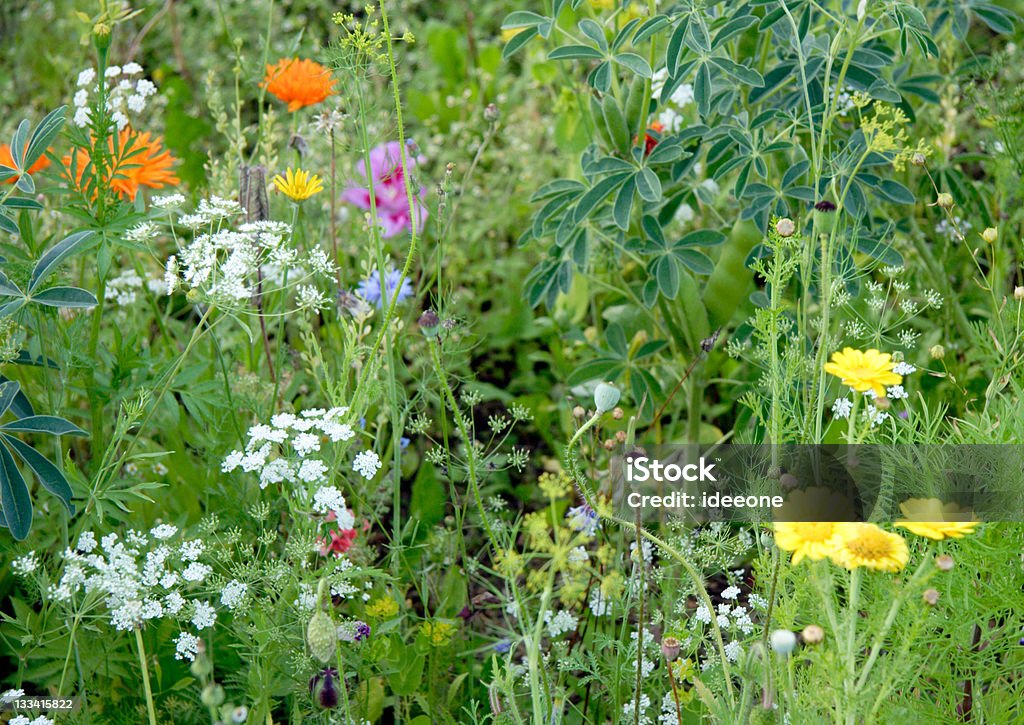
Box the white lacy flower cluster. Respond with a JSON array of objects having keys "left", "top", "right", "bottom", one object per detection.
[
  {"left": 152, "top": 197, "right": 336, "bottom": 310},
  {"left": 24, "top": 526, "right": 224, "bottom": 639},
  {"left": 651, "top": 67, "right": 696, "bottom": 133},
  {"left": 73, "top": 63, "right": 158, "bottom": 130},
  {"left": 105, "top": 269, "right": 164, "bottom": 307},
  {"left": 222, "top": 409, "right": 380, "bottom": 517}
]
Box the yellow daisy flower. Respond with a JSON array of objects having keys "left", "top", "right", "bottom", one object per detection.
[
  {"left": 895, "top": 498, "right": 979, "bottom": 540},
  {"left": 831, "top": 523, "right": 908, "bottom": 572},
  {"left": 272, "top": 167, "right": 324, "bottom": 201},
  {"left": 824, "top": 347, "right": 902, "bottom": 397},
  {"left": 773, "top": 521, "right": 842, "bottom": 564}
]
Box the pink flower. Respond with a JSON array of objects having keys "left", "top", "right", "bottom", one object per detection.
[
  {"left": 318, "top": 526, "right": 357, "bottom": 557},
  {"left": 342, "top": 141, "right": 428, "bottom": 238}
]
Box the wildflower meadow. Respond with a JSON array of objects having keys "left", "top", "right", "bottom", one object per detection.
[{"left": 2, "top": 0, "right": 1024, "bottom": 723}]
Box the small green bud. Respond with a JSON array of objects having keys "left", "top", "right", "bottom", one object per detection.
[{"left": 201, "top": 683, "right": 225, "bottom": 709}]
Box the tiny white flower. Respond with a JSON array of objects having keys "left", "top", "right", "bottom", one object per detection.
[{"left": 352, "top": 450, "right": 381, "bottom": 480}]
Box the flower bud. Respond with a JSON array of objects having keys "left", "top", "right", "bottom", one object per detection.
[
  {"left": 418, "top": 309, "right": 440, "bottom": 337},
  {"left": 484, "top": 103, "right": 500, "bottom": 123},
  {"left": 873, "top": 395, "right": 891, "bottom": 410},
  {"left": 812, "top": 200, "right": 837, "bottom": 236},
  {"left": 201, "top": 683, "right": 225, "bottom": 709},
  {"left": 661, "top": 636, "right": 681, "bottom": 661},
  {"left": 936, "top": 192, "right": 954, "bottom": 209},
  {"left": 190, "top": 642, "right": 213, "bottom": 678},
  {"left": 612, "top": 407, "right": 624, "bottom": 420},
  {"left": 801, "top": 624, "right": 824, "bottom": 645},
  {"left": 936, "top": 554, "right": 954, "bottom": 571},
  {"left": 309, "top": 667, "right": 340, "bottom": 709},
  {"left": 603, "top": 438, "right": 615, "bottom": 450},
  {"left": 774, "top": 217, "right": 795, "bottom": 237},
  {"left": 922, "top": 588, "right": 940, "bottom": 606},
  {"left": 930, "top": 344, "right": 945, "bottom": 360},
  {"left": 230, "top": 705, "right": 249, "bottom": 723},
  {"left": 307, "top": 609, "right": 337, "bottom": 663},
  {"left": 770, "top": 629, "right": 797, "bottom": 656},
  {"left": 593, "top": 382, "right": 620, "bottom": 413},
  {"left": 1014, "top": 286, "right": 1024, "bottom": 301},
  {"left": 779, "top": 473, "right": 799, "bottom": 490},
  {"left": 982, "top": 227, "right": 998, "bottom": 243},
  {"left": 615, "top": 430, "right": 627, "bottom": 443},
  {"left": 572, "top": 405, "right": 586, "bottom": 419},
  {"left": 911, "top": 152, "right": 927, "bottom": 167}
]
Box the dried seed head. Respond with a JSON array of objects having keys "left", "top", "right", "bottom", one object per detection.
[
  {"left": 612, "top": 406, "right": 624, "bottom": 420},
  {"left": 930, "top": 344, "right": 946, "bottom": 360},
  {"left": 936, "top": 192, "right": 954, "bottom": 209},
  {"left": 572, "top": 405, "right": 586, "bottom": 419},
  {"left": 923, "top": 588, "right": 940, "bottom": 606},
  {"left": 661, "top": 636, "right": 681, "bottom": 661},
  {"left": 801, "top": 624, "right": 824, "bottom": 644},
  {"left": 484, "top": 103, "right": 500, "bottom": 122},
  {"left": 1014, "top": 286, "right": 1024, "bottom": 301},
  {"left": 774, "top": 217, "right": 796, "bottom": 237},
  {"left": 911, "top": 152, "right": 927, "bottom": 166},
  {"left": 873, "top": 395, "right": 891, "bottom": 410},
  {"left": 936, "top": 554, "right": 954, "bottom": 571}
]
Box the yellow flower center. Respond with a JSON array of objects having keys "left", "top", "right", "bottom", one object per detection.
[{"left": 844, "top": 529, "right": 892, "bottom": 560}]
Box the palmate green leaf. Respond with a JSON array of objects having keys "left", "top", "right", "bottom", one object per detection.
[
  {"left": 0, "top": 378, "right": 33, "bottom": 420},
  {"left": 636, "top": 168, "right": 662, "bottom": 202},
  {"left": 0, "top": 440, "right": 32, "bottom": 540},
  {"left": 614, "top": 52, "right": 652, "bottom": 78},
  {"left": 694, "top": 62, "right": 712, "bottom": 118},
  {"left": 677, "top": 229, "right": 727, "bottom": 247},
  {"left": 0, "top": 270, "right": 23, "bottom": 297},
  {"left": 573, "top": 172, "right": 632, "bottom": 223},
  {"left": 9, "top": 119, "right": 30, "bottom": 171},
  {"left": 15, "top": 172, "right": 34, "bottom": 195},
  {"left": 578, "top": 18, "right": 608, "bottom": 52},
  {"left": 1, "top": 415, "right": 87, "bottom": 436},
  {"left": 549, "top": 45, "right": 605, "bottom": 61},
  {"left": 0, "top": 381, "right": 21, "bottom": 417},
  {"left": 674, "top": 248, "right": 714, "bottom": 275},
  {"left": 3, "top": 434, "right": 74, "bottom": 515},
  {"left": 0, "top": 299, "right": 25, "bottom": 318},
  {"left": 31, "top": 286, "right": 98, "bottom": 309},
  {"left": 711, "top": 57, "right": 764, "bottom": 87},
  {"left": 29, "top": 230, "right": 95, "bottom": 292},
  {"left": 0, "top": 166, "right": 16, "bottom": 183},
  {"left": 567, "top": 357, "right": 622, "bottom": 386},
  {"left": 633, "top": 15, "right": 670, "bottom": 45},
  {"left": 612, "top": 177, "right": 635, "bottom": 231},
  {"left": 653, "top": 256, "right": 680, "bottom": 299},
  {"left": 666, "top": 16, "right": 690, "bottom": 77},
  {"left": 502, "top": 25, "right": 539, "bottom": 60},
  {"left": 24, "top": 106, "right": 65, "bottom": 171}
]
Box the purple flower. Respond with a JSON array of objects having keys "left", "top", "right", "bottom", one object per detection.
[
  {"left": 342, "top": 141, "right": 428, "bottom": 238},
  {"left": 353, "top": 621, "right": 371, "bottom": 641},
  {"left": 494, "top": 639, "right": 511, "bottom": 653},
  {"left": 355, "top": 267, "right": 413, "bottom": 308},
  {"left": 566, "top": 504, "right": 600, "bottom": 537}
]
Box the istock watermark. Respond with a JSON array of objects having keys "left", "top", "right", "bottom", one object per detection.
[{"left": 608, "top": 444, "right": 1024, "bottom": 524}]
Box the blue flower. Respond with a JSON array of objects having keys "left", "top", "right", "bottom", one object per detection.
[
  {"left": 355, "top": 267, "right": 413, "bottom": 308},
  {"left": 566, "top": 504, "right": 600, "bottom": 537},
  {"left": 493, "top": 639, "right": 511, "bottom": 653},
  {"left": 400, "top": 437, "right": 410, "bottom": 449}
]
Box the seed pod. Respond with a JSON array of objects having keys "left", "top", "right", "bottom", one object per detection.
[
  {"left": 661, "top": 636, "right": 681, "bottom": 661},
  {"left": 307, "top": 609, "right": 337, "bottom": 664},
  {"left": 201, "top": 683, "right": 225, "bottom": 709},
  {"left": 770, "top": 629, "right": 797, "bottom": 656}
]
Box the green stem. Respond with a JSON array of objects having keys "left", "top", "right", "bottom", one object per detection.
[{"left": 134, "top": 627, "right": 157, "bottom": 725}]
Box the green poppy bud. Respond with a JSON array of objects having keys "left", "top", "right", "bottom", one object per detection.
[{"left": 593, "top": 382, "right": 620, "bottom": 413}]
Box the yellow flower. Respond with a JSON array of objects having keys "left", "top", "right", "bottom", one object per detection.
[
  {"left": 830, "top": 523, "right": 908, "bottom": 572},
  {"left": 895, "top": 498, "right": 979, "bottom": 540},
  {"left": 420, "top": 620, "right": 456, "bottom": 647},
  {"left": 272, "top": 167, "right": 324, "bottom": 201},
  {"left": 589, "top": 0, "right": 616, "bottom": 9},
  {"left": 773, "top": 522, "right": 842, "bottom": 564},
  {"left": 365, "top": 596, "right": 399, "bottom": 619},
  {"left": 824, "top": 347, "right": 902, "bottom": 397},
  {"left": 539, "top": 471, "right": 573, "bottom": 499}
]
